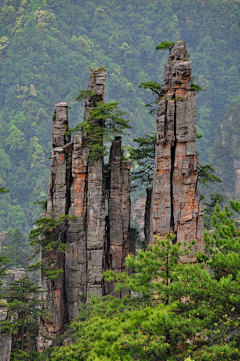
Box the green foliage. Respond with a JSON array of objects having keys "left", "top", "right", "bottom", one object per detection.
[
  {"left": 138, "top": 81, "right": 164, "bottom": 96},
  {"left": 210, "top": 101, "right": 240, "bottom": 197},
  {"left": 128, "top": 133, "right": 156, "bottom": 188},
  {"left": 90, "top": 67, "right": 106, "bottom": 76},
  {"left": 138, "top": 81, "right": 165, "bottom": 112},
  {"left": 29, "top": 215, "right": 75, "bottom": 254},
  {"left": 2, "top": 229, "right": 32, "bottom": 268},
  {"left": 190, "top": 77, "right": 203, "bottom": 93},
  {"left": 48, "top": 202, "right": 240, "bottom": 359},
  {"left": 33, "top": 199, "right": 48, "bottom": 212},
  {"left": 1, "top": 276, "right": 44, "bottom": 355},
  {"left": 176, "top": 96, "right": 184, "bottom": 101},
  {"left": 68, "top": 101, "right": 130, "bottom": 162},
  {"left": 43, "top": 268, "right": 64, "bottom": 281},
  {"left": 197, "top": 164, "right": 222, "bottom": 187},
  {"left": 129, "top": 134, "right": 219, "bottom": 191},
  {"left": 0, "top": 254, "right": 9, "bottom": 298},
  {"left": 75, "top": 89, "right": 97, "bottom": 102},
  {"left": 29, "top": 214, "right": 76, "bottom": 279},
  {"left": 156, "top": 41, "right": 175, "bottom": 54},
  {"left": 0, "top": 186, "right": 10, "bottom": 193},
  {"left": 0, "top": 0, "right": 240, "bottom": 231},
  {"left": 204, "top": 192, "right": 226, "bottom": 228}
]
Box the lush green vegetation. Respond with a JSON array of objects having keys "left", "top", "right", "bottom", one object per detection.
[
  {"left": 30, "top": 201, "right": 240, "bottom": 361},
  {"left": 0, "top": 0, "right": 240, "bottom": 235},
  {"left": 1, "top": 276, "right": 44, "bottom": 359}
]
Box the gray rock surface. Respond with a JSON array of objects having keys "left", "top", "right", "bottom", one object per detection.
[
  {"left": 38, "top": 102, "right": 71, "bottom": 351},
  {"left": 150, "top": 41, "right": 204, "bottom": 257},
  {"left": 39, "top": 69, "right": 132, "bottom": 349},
  {"left": 144, "top": 187, "right": 152, "bottom": 246},
  {"left": 0, "top": 303, "right": 11, "bottom": 361},
  {"left": 104, "top": 137, "right": 131, "bottom": 295}
]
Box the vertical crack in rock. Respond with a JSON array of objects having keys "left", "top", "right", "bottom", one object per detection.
[
  {"left": 0, "top": 303, "right": 11, "bottom": 361},
  {"left": 38, "top": 103, "right": 71, "bottom": 351},
  {"left": 66, "top": 132, "right": 89, "bottom": 321},
  {"left": 144, "top": 187, "right": 152, "bottom": 246},
  {"left": 170, "top": 97, "right": 176, "bottom": 237},
  {"left": 39, "top": 68, "right": 132, "bottom": 350},
  {"left": 104, "top": 136, "right": 131, "bottom": 296},
  {"left": 150, "top": 41, "right": 204, "bottom": 256},
  {"left": 84, "top": 69, "right": 106, "bottom": 299}
]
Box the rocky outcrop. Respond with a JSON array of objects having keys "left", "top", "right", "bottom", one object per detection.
[
  {"left": 39, "top": 69, "right": 132, "bottom": 349},
  {"left": 104, "top": 137, "right": 131, "bottom": 294},
  {"left": 0, "top": 303, "right": 11, "bottom": 361},
  {"left": 38, "top": 102, "right": 71, "bottom": 351},
  {"left": 150, "top": 41, "right": 204, "bottom": 257},
  {"left": 66, "top": 68, "right": 106, "bottom": 323},
  {"left": 38, "top": 44, "right": 204, "bottom": 349}
]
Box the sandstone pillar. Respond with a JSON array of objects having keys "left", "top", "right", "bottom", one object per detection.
[
  {"left": 105, "top": 137, "right": 131, "bottom": 294},
  {"left": 0, "top": 304, "right": 11, "bottom": 361},
  {"left": 150, "top": 41, "right": 204, "bottom": 257},
  {"left": 66, "top": 68, "right": 107, "bottom": 317},
  {"left": 38, "top": 103, "right": 71, "bottom": 350},
  {"left": 84, "top": 69, "right": 106, "bottom": 298}
]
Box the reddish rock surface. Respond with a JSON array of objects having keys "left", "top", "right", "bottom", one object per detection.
[
  {"left": 104, "top": 137, "right": 131, "bottom": 294},
  {"left": 38, "top": 69, "right": 132, "bottom": 349},
  {"left": 150, "top": 41, "right": 204, "bottom": 257},
  {"left": 38, "top": 102, "right": 71, "bottom": 351}
]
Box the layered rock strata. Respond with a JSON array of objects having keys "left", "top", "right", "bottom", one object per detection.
[
  {"left": 150, "top": 41, "right": 204, "bottom": 256},
  {"left": 38, "top": 102, "right": 71, "bottom": 351},
  {"left": 39, "top": 69, "right": 132, "bottom": 349},
  {"left": 104, "top": 137, "right": 131, "bottom": 294},
  {"left": 0, "top": 304, "right": 11, "bottom": 361}
]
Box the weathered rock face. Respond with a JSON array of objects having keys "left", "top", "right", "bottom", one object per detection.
[
  {"left": 39, "top": 69, "right": 132, "bottom": 348},
  {"left": 0, "top": 303, "right": 11, "bottom": 361},
  {"left": 104, "top": 137, "right": 131, "bottom": 294},
  {"left": 38, "top": 102, "right": 71, "bottom": 351},
  {"left": 84, "top": 74, "right": 106, "bottom": 299},
  {"left": 150, "top": 41, "right": 204, "bottom": 256},
  {"left": 144, "top": 187, "right": 152, "bottom": 246},
  {"left": 66, "top": 68, "right": 106, "bottom": 322}
]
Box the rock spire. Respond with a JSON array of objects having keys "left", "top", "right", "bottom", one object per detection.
[
  {"left": 150, "top": 41, "right": 204, "bottom": 256},
  {"left": 38, "top": 69, "right": 132, "bottom": 350}
]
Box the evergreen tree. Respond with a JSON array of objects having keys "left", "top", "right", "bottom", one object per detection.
[
  {"left": 0, "top": 254, "right": 9, "bottom": 299},
  {"left": 43, "top": 202, "right": 240, "bottom": 361},
  {"left": 2, "top": 229, "right": 32, "bottom": 268},
  {"left": 1, "top": 276, "right": 44, "bottom": 358}
]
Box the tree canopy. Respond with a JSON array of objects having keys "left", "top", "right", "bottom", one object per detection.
[{"left": 38, "top": 201, "right": 240, "bottom": 361}]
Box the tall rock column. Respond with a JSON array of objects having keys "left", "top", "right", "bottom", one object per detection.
[
  {"left": 105, "top": 136, "right": 131, "bottom": 294},
  {"left": 0, "top": 304, "right": 11, "bottom": 361},
  {"left": 150, "top": 41, "right": 204, "bottom": 256},
  {"left": 84, "top": 69, "right": 106, "bottom": 298},
  {"left": 66, "top": 68, "right": 107, "bottom": 320},
  {"left": 38, "top": 103, "right": 71, "bottom": 350},
  {"left": 65, "top": 132, "right": 89, "bottom": 321}
]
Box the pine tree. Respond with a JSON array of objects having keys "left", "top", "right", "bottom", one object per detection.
[
  {"left": 1, "top": 276, "right": 44, "bottom": 358},
  {"left": 45, "top": 202, "right": 240, "bottom": 360}
]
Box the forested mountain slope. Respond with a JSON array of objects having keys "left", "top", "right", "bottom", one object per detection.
[{"left": 0, "top": 0, "right": 240, "bottom": 232}]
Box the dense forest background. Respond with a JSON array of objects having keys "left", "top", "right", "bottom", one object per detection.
[{"left": 0, "top": 0, "right": 240, "bottom": 236}]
